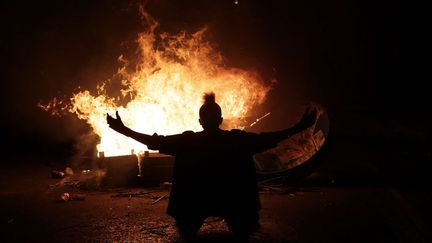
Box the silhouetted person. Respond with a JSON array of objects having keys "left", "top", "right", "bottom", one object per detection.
[{"left": 107, "top": 92, "right": 316, "bottom": 242}]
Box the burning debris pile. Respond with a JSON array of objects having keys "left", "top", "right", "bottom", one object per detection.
[{"left": 39, "top": 7, "right": 273, "bottom": 158}]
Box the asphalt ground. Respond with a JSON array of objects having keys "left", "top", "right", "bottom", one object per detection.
[{"left": 1, "top": 155, "right": 430, "bottom": 243}]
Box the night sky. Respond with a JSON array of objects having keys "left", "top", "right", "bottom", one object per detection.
[{"left": 1, "top": 0, "right": 418, "bottom": 158}]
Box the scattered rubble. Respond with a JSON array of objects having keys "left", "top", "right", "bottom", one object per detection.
[
  {"left": 151, "top": 194, "right": 168, "bottom": 205},
  {"left": 65, "top": 167, "right": 74, "bottom": 176},
  {"left": 59, "top": 192, "right": 86, "bottom": 202},
  {"left": 51, "top": 170, "right": 65, "bottom": 179}
]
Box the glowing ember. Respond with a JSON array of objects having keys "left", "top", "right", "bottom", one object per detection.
[{"left": 39, "top": 9, "right": 272, "bottom": 157}]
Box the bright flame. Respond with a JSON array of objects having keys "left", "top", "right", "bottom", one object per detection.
[{"left": 40, "top": 9, "right": 272, "bottom": 157}]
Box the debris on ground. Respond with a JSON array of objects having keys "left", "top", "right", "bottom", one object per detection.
[
  {"left": 159, "top": 182, "right": 172, "bottom": 190},
  {"left": 111, "top": 190, "right": 159, "bottom": 198},
  {"left": 51, "top": 170, "right": 65, "bottom": 179},
  {"left": 62, "top": 179, "right": 80, "bottom": 188},
  {"left": 59, "top": 192, "right": 87, "bottom": 202},
  {"left": 260, "top": 185, "right": 286, "bottom": 193},
  {"left": 49, "top": 169, "right": 107, "bottom": 190},
  {"left": 60, "top": 192, "right": 70, "bottom": 202},
  {"left": 151, "top": 194, "right": 168, "bottom": 205},
  {"left": 65, "top": 167, "right": 74, "bottom": 176}
]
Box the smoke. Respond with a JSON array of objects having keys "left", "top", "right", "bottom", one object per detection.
[
  {"left": 1, "top": 1, "right": 144, "bottom": 157},
  {"left": 68, "top": 131, "right": 100, "bottom": 169}
]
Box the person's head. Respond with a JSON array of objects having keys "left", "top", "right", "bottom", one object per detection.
[{"left": 199, "top": 92, "right": 223, "bottom": 131}]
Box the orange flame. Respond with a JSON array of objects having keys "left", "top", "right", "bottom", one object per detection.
[{"left": 40, "top": 10, "right": 273, "bottom": 157}]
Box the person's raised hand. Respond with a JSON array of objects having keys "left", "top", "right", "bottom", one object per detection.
[
  {"left": 296, "top": 107, "right": 317, "bottom": 131},
  {"left": 107, "top": 111, "right": 126, "bottom": 133}
]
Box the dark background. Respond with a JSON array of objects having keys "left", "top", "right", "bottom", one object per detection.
[
  {"left": 1, "top": 0, "right": 427, "bottom": 178},
  {"left": 2, "top": 2, "right": 432, "bottom": 242}
]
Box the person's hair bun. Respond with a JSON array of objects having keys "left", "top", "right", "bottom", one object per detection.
[{"left": 203, "top": 92, "right": 216, "bottom": 104}]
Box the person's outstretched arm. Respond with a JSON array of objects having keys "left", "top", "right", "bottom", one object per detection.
[
  {"left": 106, "top": 111, "right": 159, "bottom": 146},
  {"left": 267, "top": 108, "right": 318, "bottom": 143},
  {"left": 243, "top": 108, "right": 318, "bottom": 154}
]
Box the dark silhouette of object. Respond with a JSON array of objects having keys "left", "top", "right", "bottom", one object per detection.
[{"left": 107, "top": 92, "right": 316, "bottom": 241}]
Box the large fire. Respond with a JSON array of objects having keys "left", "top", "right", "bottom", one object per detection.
[{"left": 39, "top": 9, "right": 272, "bottom": 157}]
